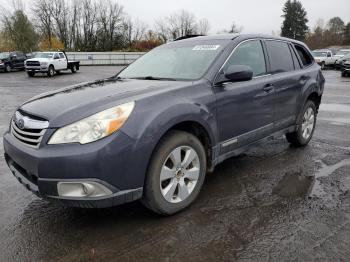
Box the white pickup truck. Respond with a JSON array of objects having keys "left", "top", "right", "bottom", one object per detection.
[
  {"left": 311, "top": 49, "right": 336, "bottom": 69},
  {"left": 25, "top": 51, "right": 80, "bottom": 77}
]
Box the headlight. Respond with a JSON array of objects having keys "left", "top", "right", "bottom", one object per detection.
[
  {"left": 41, "top": 62, "right": 48, "bottom": 65},
  {"left": 48, "top": 102, "right": 135, "bottom": 145}
]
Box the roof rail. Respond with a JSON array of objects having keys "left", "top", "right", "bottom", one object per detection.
[{"left": 174, "top": 35, "right": 204, "bottom": 41}]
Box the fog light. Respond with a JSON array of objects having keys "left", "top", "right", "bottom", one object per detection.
[{"left": 57, "top": 181, "right": 113, "bottom": 198}]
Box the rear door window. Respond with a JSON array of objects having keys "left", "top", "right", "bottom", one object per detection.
[
  {"left": 54, "top": 53, "right": 59, "bottom": 59},
  {"left": 294, "top": 45, "right": 313, "bottom": 67},
  {"left": 224, "top": 40, "right": 267, "bottom": 77},
  {"left": 265, "top": 40, "right": 294, "bottom": 73}
]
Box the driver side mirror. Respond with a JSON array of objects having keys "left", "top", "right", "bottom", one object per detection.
[{"left": 216, "top": 65, "right": 253, "bottom": 85}]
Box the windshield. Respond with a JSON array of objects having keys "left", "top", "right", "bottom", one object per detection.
[
  {"left": 312, "top": 51, "right": 327, "bottom": 57},
  {"left": 336, "top": 50, "right": 350, "bottom": 56},
  {"left": 34, "top": 53, "right": 54, "bottom": 58},
  {"left": 0, "top": 53, "right": 10, "bottom": 59},
  {"left": 118, "top": 42, "right": 225, "bottom": 80}
]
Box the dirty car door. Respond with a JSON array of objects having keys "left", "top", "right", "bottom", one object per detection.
[{"left": 215, "top": 39, "right": 275, "bottom": 154}]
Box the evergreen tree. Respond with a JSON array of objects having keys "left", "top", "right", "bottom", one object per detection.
[
  {"left": 3, "top": 10, "right": 38, "bottom": 52},
  {"left": 281, "top": 0, "right": 309, "bottom": 41}
]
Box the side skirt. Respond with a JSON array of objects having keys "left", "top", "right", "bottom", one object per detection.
[{"left": 212, "top": 125, "right": 296, "bottom": 167}]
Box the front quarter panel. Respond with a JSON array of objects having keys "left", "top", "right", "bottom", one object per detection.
[{"left": 120, "top": 80, "right": 218, "bottom": 183}]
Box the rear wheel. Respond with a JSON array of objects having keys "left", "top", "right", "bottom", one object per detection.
[
  {"left": 286, "top": 100, "right": 317, "bottom": 147},
  {"left": 27, "top": 71, "right": 35, "bottom": 77},
  {"left": 71, "top": 64, "right": 77, "bottom": 73},
  {"left": 142, "top": 131, "right": 207, "bottom": 215},
  {"left": 47, "top": 65, "right": 55, "bottom": 77}
]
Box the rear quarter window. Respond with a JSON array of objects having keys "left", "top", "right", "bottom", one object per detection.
[
  {"left": 265, "top": 40, "right": 294, "bottom": 73},
  {"left": 294, "top": 45, "right": 313, "bottom": 67}
]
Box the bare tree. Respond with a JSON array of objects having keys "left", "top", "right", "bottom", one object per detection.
[
  {"left": 198, "top": 18, "right": 210, "bottom": 35},
  {"left": 32, "top": 0, "right": 54, "bottom": 48},
  {"left": 124, "top": 17, "right": 148, "bottom": 46},
  {"left": 97, "top": 0, "right": 124, "bottom": 51},
  {"left": 154, "top": 18, "right": 169, "bottom": 42},
  {"left": 218, "top": 21, "right": 243, "bottom": 34},
  {"left": 51, "top": 0, "right": 70, "bottom": 48}
]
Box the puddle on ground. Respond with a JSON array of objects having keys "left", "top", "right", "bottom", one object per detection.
[
  {"left": 273, "top": 172, "right": 314, "bottom": 197},
  {"left": 310, "top": 158, "right": 350, "bottom": 197},
  {"left": 274, "top": 157, "right": 350, "bottom": 198}
]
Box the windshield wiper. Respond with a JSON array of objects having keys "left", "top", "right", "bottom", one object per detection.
[{"left": 130, "top": 76, "right": 177, "bottom": 81}]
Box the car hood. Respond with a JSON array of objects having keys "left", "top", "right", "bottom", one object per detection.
[
  {"left": 26, "top": 57, "right": 52, "bottom": 62},
  {"left": 20, "top": 78, "right": 190, "bottom": 127}
]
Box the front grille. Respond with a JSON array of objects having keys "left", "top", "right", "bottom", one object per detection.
[
  {"left": 26, "top": 61, "right": 40, "bottom": 66},
  {"left": 11, "top": 121, "right": 45, "bottom": 148},
  {"left": 10, "top": 111, "right": 48, "bottom": 149}
]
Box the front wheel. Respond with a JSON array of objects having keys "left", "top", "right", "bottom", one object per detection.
[
  {"left": 286, "top": 100, "right": 317, "bottom": 147},
  {"left": 142, "top": 131, "right": 207, "bottom": 215},
  {"left": 5, "top": 64, "right": 11, "bottom": 73},
  {"left": 47, "top": 65, "right": 55, "bottom": 77},
  {"left": 320, "top": 62, "right": 325, "bottom": 70}
]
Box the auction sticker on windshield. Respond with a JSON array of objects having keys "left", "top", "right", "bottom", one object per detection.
[{"left": 193, "top": 45, "right": 220, "bottom": 51}]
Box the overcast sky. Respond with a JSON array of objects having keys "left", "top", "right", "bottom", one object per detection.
[
  {"left": 116, "top": 0, "right": 349, "bottom": 34},
  {"left": 0, "top": 0, "right": 349, "bottom": 34}
]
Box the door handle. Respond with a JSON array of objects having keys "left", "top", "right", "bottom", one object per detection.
[
  {"left": 263, "top": 84, "right": 274, "bottom": 93},
  {"left": 299, "top": 75, "right": 309, "bottom": 84}
]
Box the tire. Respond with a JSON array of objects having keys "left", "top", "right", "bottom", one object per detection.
[
  {"left": 142, "top": 131, "right": 207, "bottom": 215},
  {"left": 27, "top": 71, "right": 35, "bottom": 77},
  {"left": 321, "top": 62, "right": 325, "bottom": 70},
  {"left": 47, "top": 65, "right": 55, "bottom": 77},
  {"left": 5, "top": 64, "right": 11, "bottom": 73},
  {"left": 286, "top": 100, "right": 317, "bottom": 147},
  {"left": 71, "top": 64, "right": 77, "bottom": 73}
]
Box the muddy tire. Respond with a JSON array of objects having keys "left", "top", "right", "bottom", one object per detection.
[
  {"left": 286, "top": 100, "right": 317, "bottom": 147},
  {"left": 142, "top": 131, "right": 207, "bottom": 215},
  {"left": 47, "top": 65, "right": 55, "bottom": 77}
]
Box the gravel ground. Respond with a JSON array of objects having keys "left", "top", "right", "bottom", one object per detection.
[{"left": 0, "top": 67, "right": 349, "bottom": 262}]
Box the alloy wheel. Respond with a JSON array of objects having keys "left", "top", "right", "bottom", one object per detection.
[
  {"left": 301, "top": 107, "right": 315, "bottom": 140},
  {"left": 160, "top": 146, "right": 200, "bottom": 203}
]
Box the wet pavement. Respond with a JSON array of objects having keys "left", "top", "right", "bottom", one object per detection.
[{"left": 0, "top": 68, "right": 350, "bottom": 261}]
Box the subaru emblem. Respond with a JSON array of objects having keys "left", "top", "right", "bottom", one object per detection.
[{"left": 17, "top": 118, "right": 25, "bottom": 129}]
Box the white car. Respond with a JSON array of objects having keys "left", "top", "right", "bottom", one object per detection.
[
  {"left": 312, "top": 49, "right": 335, "bottom": 69},
  {"left": 25, "top": 51, "right": 80, "bottom": 77}
]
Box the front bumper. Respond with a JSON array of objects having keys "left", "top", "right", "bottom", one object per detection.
[
  {"left": 3, "top": 130, "right": 145, "bottom": 208},
  {"left": 341, "top": 63, "right": 350, "bottom": 71},
  {"left": 25, "top": 66, "right": 48, "bottom": 72}
]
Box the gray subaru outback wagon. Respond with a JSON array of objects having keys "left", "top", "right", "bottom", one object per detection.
[{"left": 3, "top": 34, "right": 324, "bottom": 215}]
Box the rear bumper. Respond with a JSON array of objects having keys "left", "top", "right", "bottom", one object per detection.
[{"left": 3, "top": 129, "right": 146, "bottom": 208}]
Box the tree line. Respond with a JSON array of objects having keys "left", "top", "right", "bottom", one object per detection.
[
  {"left": 280, "top": 0, "right": 350, "bottom": 49},
  {"left": 0, "top": 0, "right": 349, "bottom": 53},
  {"left": 0, "top": 0, "right": 214, "bottom": 52}
]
